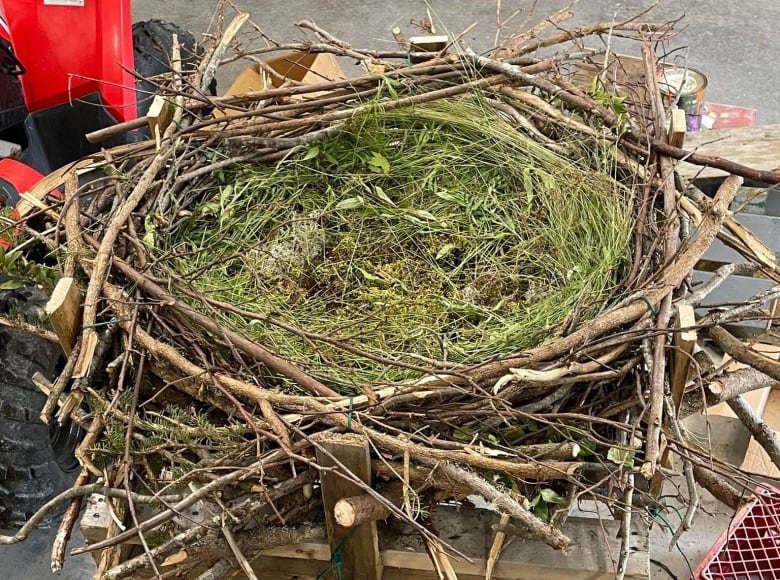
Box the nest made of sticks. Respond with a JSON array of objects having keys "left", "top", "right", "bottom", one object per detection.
[{"left": 3, "top": 3, "right": 780, "bottom": 578}]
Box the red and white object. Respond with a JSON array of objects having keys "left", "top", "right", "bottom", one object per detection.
[{"left": 694, "top": 485, "right": 780, "bottom": 579}]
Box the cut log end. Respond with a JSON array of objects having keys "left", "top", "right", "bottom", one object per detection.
[{"left": 334, "top": 499, "right": 358, "bottom": 528}]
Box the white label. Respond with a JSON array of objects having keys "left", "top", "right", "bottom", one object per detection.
[{"left": 43, "top": 0, "right": 85, "bottom": 6}]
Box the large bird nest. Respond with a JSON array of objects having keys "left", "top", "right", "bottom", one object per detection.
[{"left": 2, "top": 3, "right": 780, "bottom": 578}]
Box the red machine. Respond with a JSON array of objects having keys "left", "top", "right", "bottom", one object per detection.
[
  {"left": 0, "top": 1, "right": 201, "bottom": 529},
  {"left": 0, "top": 0, "right": 136, "bottom": 121},
  {"left": 0, "top": 1, "right": 202, "bottom": 249},
  {"left": 0, "top": 1, "right": 137, "bottom": 194}
]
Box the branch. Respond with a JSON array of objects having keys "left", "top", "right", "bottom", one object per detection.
[
  {"left": 727, "top": 395, "right": 780, "bottom": 472},
  {"left": 430, "top": 461, "right": 570, "bottom": 551}
]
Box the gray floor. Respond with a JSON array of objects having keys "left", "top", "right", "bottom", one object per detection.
[
  {"left": 137, "top": 0, "right": 780, "bottom": 123},
  {"left": 3, "top": 1, "right": 779, "bottom": 578}
]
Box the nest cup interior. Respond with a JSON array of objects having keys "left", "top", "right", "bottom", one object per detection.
[{"left": 161, "top": 96, "right": 634, "bottom": 392}]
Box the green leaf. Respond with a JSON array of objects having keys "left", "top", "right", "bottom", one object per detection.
[
  {"left": 433, "top": 190, "right": 457, "bottom": 203},
  {"left": 5, "top": 251, "right": 20, "bottom": 269},
  {"left": 335, "top": 196, "right": 365, "bottom": 210},
  {"left": 539, "top": 488, "right": 566, "bottom": 504},
  {"left": 385, "top": 78, "right": 399, "bottom": 100},
  {"left": 435, "top": 243, "right": 457, "bottom": 260},
  {"left": 367, "top": 152, "right": 390, "bottom": 175},
  {"left": 357, "top": 267, "right": 389, "bottom": 287},
  {"left": 408, "top": 209, "right": 437, "bottom": 221},
  {"left": 302, "top": 145, "right": 320, "bottom": 161},
  {"left": 143, "top": 214, "right": 156, "bottom": 249},
  {"left": 373, "top": 185, "right": 396, "bottom": 207},
  {"left": 0, "top": 279, "right": 24, "bottom": 290},
  {"left": 453, "top": 428, "right": 474, "bottom": 442},
  {"left": 607, "top": 446, "right": 635, "bottom": 468},
  {"left": 532, "top": 499, "right": 549, "bottom": 520}
]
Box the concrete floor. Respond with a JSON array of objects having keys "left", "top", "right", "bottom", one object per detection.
[{"left": 3, "top": 1, "right": 778, "bottom": 578}]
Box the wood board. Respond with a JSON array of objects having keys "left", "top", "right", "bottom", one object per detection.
[
  {"left": 678, "top": 124, "right": 780, "bottom": 181},
  {"left": 246, "top": 509, "right": 649, "bottom": 580}
]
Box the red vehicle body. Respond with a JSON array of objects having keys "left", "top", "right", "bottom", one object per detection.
[
  {"left": 0, "top": 0, "right": 136, "bottom": 121},
  {"left": 0, "top": 2, "right": 202, "bottom": 530},
  {"left": 0, "top": 0, "right": 137, "bottom": 237}
]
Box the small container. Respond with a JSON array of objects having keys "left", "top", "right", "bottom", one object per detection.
[
  {"left": 659, "top": 66, "right": 708, "bottom": 131},
  {"left": 694, "top": 485, "right": 780, "bottom": 579}
]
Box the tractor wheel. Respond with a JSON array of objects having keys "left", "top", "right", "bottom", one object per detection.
[
  {"left": 132, "top": 19, "right": 215, "bottom": 118},
  {"left": 0, "top": 327, "right": 81, "bottom": 528}
]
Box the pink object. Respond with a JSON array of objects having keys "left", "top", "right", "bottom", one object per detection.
[
  {"left": 694, "top": 485, "right": 780, "bottom": 579},
  {"left": 700, "top": 102, "right": 758, "bottom": 130}
]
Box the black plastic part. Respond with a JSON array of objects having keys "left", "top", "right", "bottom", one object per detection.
[
  {"left": 0, "top": 39, "right": 26, "bottom": 134},
  {"left": 19, "top": 91, "right": 125, "bottom": 176},
  {"left": 132, "top": 19, "right": 211, "bottom": 118},
  {"left": 0, "top": 36, "right": 25, "bottom": 77},
  {"left": 0, "top": 176, "right": 19, "bottom": 211}
]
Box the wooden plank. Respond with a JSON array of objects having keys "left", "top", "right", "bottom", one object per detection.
[
  {"left": 671, "top": 304, "right": 697, "bottom": 412},
  {"left": 679, "top": 124, "right": 780, "bottom": 181},
  {"left": 251, "top": 512, "right": 649, "bottom": 580},
  {"left": 146, "top": 94, "right": 173, "bottom": 150},
  {"left": 668, "top": 108, "right": 686, "bottom": 148},
  {"left": 314, "top": 433, "right": 382, "bottom": 580},
  {"left": 44, "top": 276, "right": 82, "bottom": 355},
  {"left": 702, "top": 213, "right": 780, "bottom": 264}
]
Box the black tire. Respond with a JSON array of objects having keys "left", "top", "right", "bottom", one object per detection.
[
  {"left": 0, "top": 327, "right": 79, "bottom": 528},
  {"left": 132, "top": 19, "right": 214, "bottom": 118}
]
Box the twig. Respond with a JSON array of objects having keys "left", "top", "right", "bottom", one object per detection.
[
  {"left": 430, "top": 460, "right": 569, "bottom": 550},
  {"left": 615, "top": 472, "right": 634, "bottom": 580},
  {"left": 663, "top": 396, "right": 698, "bottom": 549},
  {"left": 71, "top": 459, "right": 271, "bottom": 555},
  {"left": 39, "top": 338, "right": 81, "bottom": 423},
  {"left": 50, "top": 469, "right": 90, "bottom": 572},
  {"left": 726, "top": 395, "right": 780, "bottom": 472},
  {"left": 221, "top": 521, "right": 259, "bottom": 580},
  {"left": 486, "top": 513, "right": 510, "bottom": 580},
  {"left": 201, "top": 12, "right": 249, "bottom": 94},
  {"left": 706, "top": 326, "right": 780, "bottom": 383},
  {"left": 0, "top": 484, "right": 182, "bottom": 545}
]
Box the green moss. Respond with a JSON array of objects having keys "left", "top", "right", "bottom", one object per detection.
[{"left": 156, "top": 95, "right": 634, "bottom": 391}]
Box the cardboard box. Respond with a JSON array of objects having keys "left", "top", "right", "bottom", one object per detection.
[
  {"left": 741, "top": 388, "right": 780, "bottom": 478},
  {"left": 216, "top": 51, "right": 345, "bottom": 117},
  {"left": 708, "top": 343, "right": 780, "bottom": 420}
]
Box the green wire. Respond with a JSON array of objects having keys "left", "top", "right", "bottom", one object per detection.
[
  {"left": 316, "top": 524, "right": 361, "bottom": 580},
  {"left": 650, "top": 510, "right": 695, "bottom": 577}
]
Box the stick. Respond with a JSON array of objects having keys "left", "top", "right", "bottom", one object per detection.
[
  {"left": 221, "top": 522, "right": 259, "bottom": 580},
  {"left": 103, "top": 472, "right": 318, "bottom": 580},
  {"left": 691, "top": 463, "right": 746, "bottom": 510},
  {"left": 615, "top": 473, "right": 634, "bottom": 580},
  {"left": 50, "top": 469, "right": 90, "bottom": 572},
  {"left": 706, "top": 326, "right": 780, "bottom": 383},
  {"left": 39, "top": 337, "right": 81, "bottom": 423},
  {"left": 0, "top": 483, "right": 181, "bottom": 545},
  {"left": 201, "top": 13, "right": 250, "bottom": 94},
  {"left": 71, "top": 460, "right": 271, "bottom": 555},
  {"left": 334, "top": 482, "right": 403, "bottom": 527},
  {"left": 663, "top": 396, "right": 699, "bottom": 549},
  {"left": 428, "top": 461, "right": 569, "bottom": 551},
  {"left": 680, "top": 367, "right": 778, "bottom": 419},
  {"left": 486, "top": 514, "right": 510, "bottom": 580},
  {"left": 726, "top": 395, "right": 780, "bottom": 472}
]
